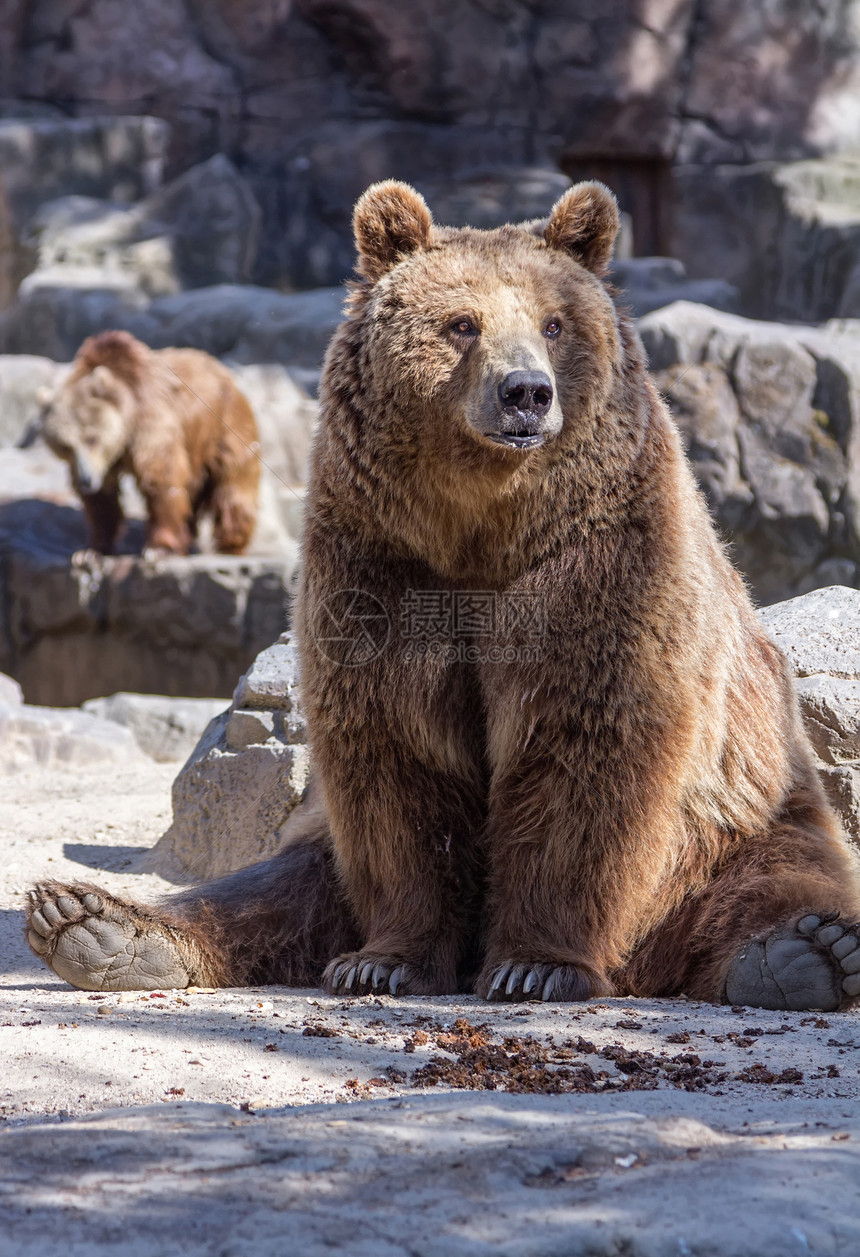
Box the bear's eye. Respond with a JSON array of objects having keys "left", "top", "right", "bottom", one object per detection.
[
  {"left": 544, "top": 319, "right": 562, "bottom": 339},
  {"left": 451, "top": 318, "right": 478, "bottom": 338}
]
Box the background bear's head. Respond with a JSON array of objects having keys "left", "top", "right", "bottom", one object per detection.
[
  {"left": 38, "top": 334, "right": 138, "bottom": 496},
  {"left": 346, "top": 179, "right": 621, "bottom": 468}
]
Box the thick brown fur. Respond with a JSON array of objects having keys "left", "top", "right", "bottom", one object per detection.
[
  {"left": 40, "top": 330, "right": 260, "bottom": 555},
  {"left": 26, "top": 181, "right": 860, "bottom": 1007}
]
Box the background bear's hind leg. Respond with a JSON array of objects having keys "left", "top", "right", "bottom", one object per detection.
[{"left": 211, "top": 481, "right": 257, "bottom": 554}]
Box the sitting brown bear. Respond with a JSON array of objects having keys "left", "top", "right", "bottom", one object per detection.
[
  {"left": 37, "top": 330, "right": 260, "bottom": 555},
  {"left": 26, "top": 181, "right": 860, "bottom": 1012}
]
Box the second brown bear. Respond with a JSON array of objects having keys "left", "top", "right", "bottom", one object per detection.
[{"left": 39, "top": 330, "right": 260, "bottom": 556}]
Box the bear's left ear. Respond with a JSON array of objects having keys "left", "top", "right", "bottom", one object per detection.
[
  {"left": 353, "top": 180, "right": 433, "bottom": 282},
  {"left": 544, "top": 182, "right": 619, "bottom": 276}
]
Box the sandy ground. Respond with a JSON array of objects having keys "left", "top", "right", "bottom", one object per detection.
[{"left": 2, "top": 761, "right": 860, "bottom": 1253}]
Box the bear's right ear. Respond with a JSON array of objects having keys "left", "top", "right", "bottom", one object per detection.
[
  {"left": 89, "top": 365, "right": 115, "bottom": 397},
  {"left": 544, "top": 182, "right": 619, "bottom": 276},
  {"left": 353, "top": 181, "right": 433, "bottom": 282}
]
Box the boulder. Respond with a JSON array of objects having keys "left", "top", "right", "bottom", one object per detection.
[
  {"left": 0, "top": 702, "right": 144, "bottom": 772},
  {"left": 0, "top": 671, "right": 22, "bottom": 706},
  {"left": 19, "top": 155, "right": 262, "bottom": 303},
  {"left": 0, "top": 354, "right": 68, "bottom": 447},
  {"left": 762, "top": 586, "right": 860, "bottom": 842},
  {"left": 609, "top": 256, "right": 739, "bottom": 318},
  {"left": 154, "top": 635, "right": 310, "bottom": 879},
  {"left": 673, "top": 157, "right": 860, "bottom": 321},
  {"left": 641, "top": 302, "right": 860, "bottom": 604},
  {"left": 760, "top": 586, "right": 860, "bottom": 680},
  {"left": 0, "top": 282, "right": 345, "bottom": 367},
  {"left": 82, "top": 693, "right": 228, "bottom": 763},
  {"left": 0, "top": 508, "right": 297, "bottom": 705}
]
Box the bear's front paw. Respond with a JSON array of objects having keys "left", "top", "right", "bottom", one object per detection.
[
  {"left": 322, "top": 953, "right": 452, "bottom": 997},
  {"left": 477, "top": 960, "right": 604, "bottom": 1003}
]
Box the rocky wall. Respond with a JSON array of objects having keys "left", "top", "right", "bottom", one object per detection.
[{"left": 6, "top": 1, "right": 860, "bottom": 289}]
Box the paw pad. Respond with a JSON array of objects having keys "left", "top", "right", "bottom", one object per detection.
[
  {"left": 726, "top": 912, "right": 860, "bottom": 1011},
  {"left": 793, "top": 913, "right": 860, "bottom": 1000}
]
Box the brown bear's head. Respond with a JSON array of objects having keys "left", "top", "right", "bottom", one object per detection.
[
  {"left": 348, "top": 179, "right": 621, "bottom": 465},
  {"left": 39, "top": 335, "right": 138, "bottom": 495}
]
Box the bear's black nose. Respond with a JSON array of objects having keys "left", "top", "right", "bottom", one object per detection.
[{"left": 498, "top": 370, "right": 554, "bottom": 415}]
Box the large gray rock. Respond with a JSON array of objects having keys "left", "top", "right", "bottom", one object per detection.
[
  {"left": 0, "top": 281, "right": 345, "bottom": 367},
  {"left": 674, "top": 157, "right": 860, "bottom": 321},
  {"left": 155, "top": 636, "right": 310, "bottom": 879},
  {"left": 82, "top": 693, "right": 228, "bottom": 764},
  {"left": 642, "top": 302, "right": 860, "bottom": 604},
  {"left": 0, "top": 702, "right": 144, "bottom": 772},
  {"left": 0, "top": 354, "right": 68, "bottom": 447},
  {"left": 610, "top": 256, "right": 739, "bottom": 319},
  {"left": 795, "top": 677, "right": 860, "bottom": 765},
  {"left": 20, "top": 155, "right": 262, "bottom": 302},
  {"left": 761, "top": 586, "right": 860, "bottom": 680},
  {"left": 762, "top": 587, "right": 860, "bottom": 842},
  {"left": 0, "top": 514, "right": 297, "bottom": 706}
]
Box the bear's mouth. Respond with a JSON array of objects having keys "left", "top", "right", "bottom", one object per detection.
[{"left": 487, "top": 429, "right": 546, "bottom": 450}]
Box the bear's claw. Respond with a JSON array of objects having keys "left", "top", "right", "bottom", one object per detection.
[
  {"left": 322, "top": 953, "right": 446, "bottom": 997},
  {"left": 25, "top": 881, "right": 193, "bottom": 992},
  {"left": 482, "top": 961, "right": 595, "bottom": 1003},
  {"left": 725, "top": 912, "right": 860, "bottom": 1011}
]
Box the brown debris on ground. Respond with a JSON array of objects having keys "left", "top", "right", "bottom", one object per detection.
[{"left": 409, "top": 1017, "right": 806, "bottom": 1095}]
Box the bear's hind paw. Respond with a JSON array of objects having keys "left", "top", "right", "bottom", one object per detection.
[
  {"left": 725, "top": 912, "right": 860, "bottom": 1012},
  {"left": 26, "top": 881, "right": 193, "bottom": 992}
]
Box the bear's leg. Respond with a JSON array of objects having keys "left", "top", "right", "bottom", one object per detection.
[
  {"left": 318, "top": 755, "right": 481, "bottom": 999},
  {"left": 25, "top": 834, "right": 356, "bottom": 992},
  {"left": 211, "top": 481, "right": 257, "bottom": 555},
  {"left": 143, "top": 485, "right": 194, "bottom": 555},
  {"left": 620, "top": 793, "right": 860, "bottom": 1011},
  {"left": 475, "top": 723, "right": 681, "bottom": 1004},
  {"left": 80, "top": 481, "right": 124, "bottom": 555}
]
